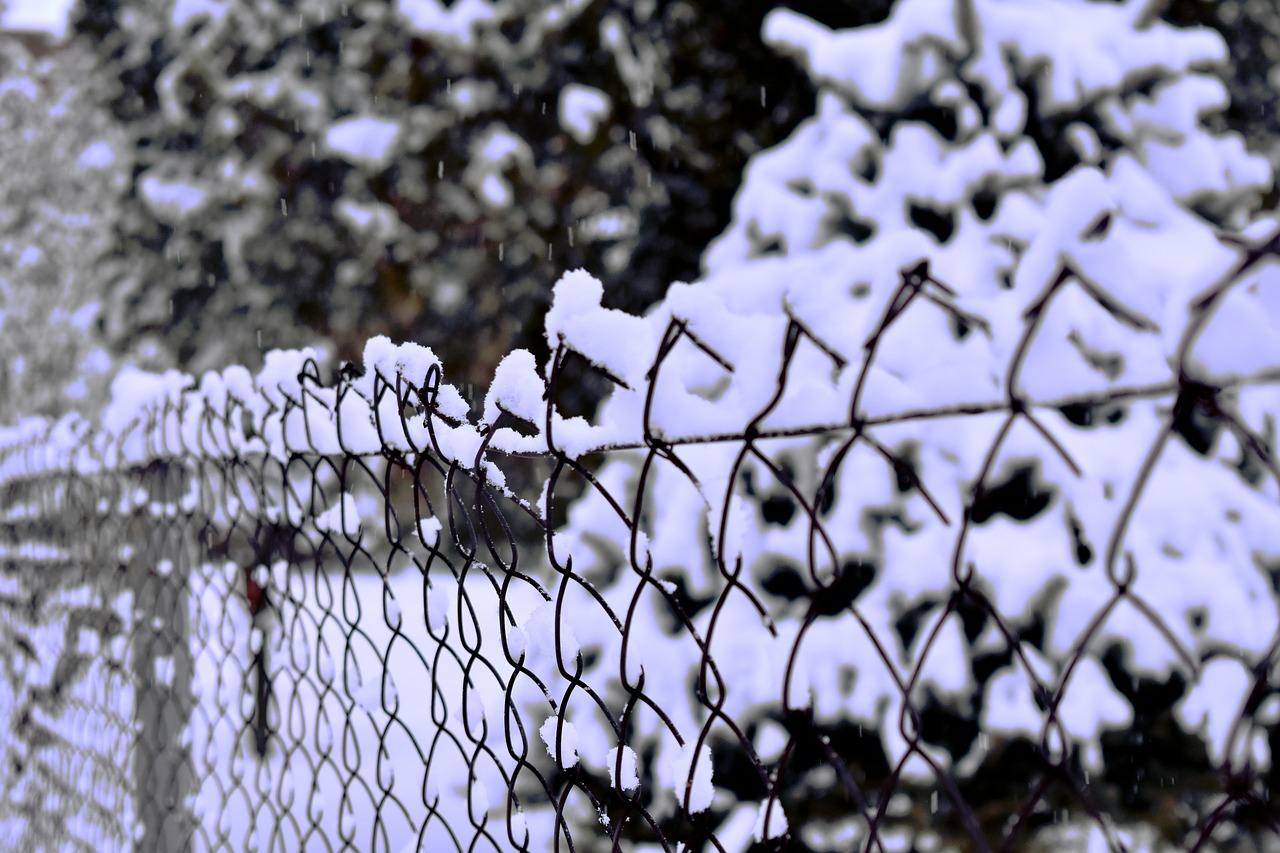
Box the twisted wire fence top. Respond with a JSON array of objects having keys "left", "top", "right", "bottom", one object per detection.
[{"left": 1, "top": 185, "right": 1279, "bottom": 851}]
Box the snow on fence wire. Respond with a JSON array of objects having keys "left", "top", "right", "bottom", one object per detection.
[{"left": 2, "top": 229, "right": 1280, "bottom": 851}]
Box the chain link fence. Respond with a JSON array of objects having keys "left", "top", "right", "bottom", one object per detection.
[{"left": 1, "top": 241, "right": 1279, "bottom": 851}]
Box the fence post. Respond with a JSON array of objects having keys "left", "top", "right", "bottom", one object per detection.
[{"left": 124, "top": 458, "right": 197, "bottom": 850}]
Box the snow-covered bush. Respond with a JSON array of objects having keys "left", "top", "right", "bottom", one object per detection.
[{"left": 519, "top": 0, "right": 1280, "bottom": 847}]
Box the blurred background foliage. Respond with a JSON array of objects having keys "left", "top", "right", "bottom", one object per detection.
[
  {"left": 63, "top": 0, "right": 890, "bottom": 417},
  {"left": 0, "top": 33, "right": 124, "bottom": 422}
]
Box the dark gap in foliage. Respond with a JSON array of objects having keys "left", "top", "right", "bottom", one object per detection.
[
  {"left": 548, "top": 349, "right": 614, "bottom": 421},
  {"left": 954, "top": 591, "right": 988, "bottom": 642},
  {"left": 1011, "top": 60, "right": 1140, "bottom": 183},
  {"left": 778, "top": 712, "right": 894, "bottom": 801},
  {"left": 761, "top": 561, "right": 807, "bottom": 600},
  {"left": 836, "top": 211, "right": 876, "bottom": 244},
  {"left": 906, "top": 101, "right": 958, "bottom": 140},
  {"left": 894, "top": 598, "right": 935, "bottom": 650},
  {"left": 865, "top": 92, "right": 958, "bottom": 142},
  {"left": 964, "top": 80, "right": 990, "bottom": 124},
  {"left": 1171, "top": 379, "right": 1223, "bottom": 456},
  {"left": 1099, "top": 644, "right": 1209, "bottom": 812},
  {"left": 786, "top": 177, "right": 817, "bottom": 197},
  {"left": 817, "top": 474, "right": 837, "bottom": 515},
  {"left": 867, "top": 507, "right": 921, "bottom": 536},
  {"left": 856, "top": 150, "right": 880, "bottom": 183},
  {"left": 813, "top": 559, "right": 877, "bottom": 616},
  {"left": 1079, "top": 211, "right": 1113, "bottom": 242},
  {"left": 761, "top": 494, "right": 797, "bottom": 526},
  {"left": 907, "top": 201, "right": 955, "bottom": 243},
  {"left": 919, "top": 688, "right": 980, "bottom": 760},
  {"left": 749, "top": 230, "right": 787, "bottom": 258},
  {"left": 1017, "top": 610, "right": 1046, "bottom": 653},
  {"left": 1065, "top": 505, "right": 1094, "bottom": 566},
  {"left": 890, "top": 443, "right": 922, "bottom": 494},
  {"left": 970, "top": 463, "right": 1054, "bottom": 524},
  {"left": 653, "top": 573, "right": 717, "bottom": 635},
  {"left": 1058, "top": 401, "right": 1127, "bottom": 429},
  {"left": 973, "top": 650, "right": 1009, "bottom": 685},
  {"left": 578, "top": 644, "right": 601, "bottom": 670},
  {"left": 972, "top": 186, "right": 998, "bottom": 221}
]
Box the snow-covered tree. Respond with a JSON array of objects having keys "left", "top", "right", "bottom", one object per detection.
[{"left": 511, "top": 0, "right": 1280, "bottom": 847}]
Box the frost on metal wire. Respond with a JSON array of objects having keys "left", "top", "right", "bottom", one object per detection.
[{"left": 1, "top": 0, "right": 1279, "bottom": 851}]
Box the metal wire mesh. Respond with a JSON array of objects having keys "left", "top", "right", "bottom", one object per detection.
[{"left": 1, "top": 238, "right": 1279, "bottom": 851}]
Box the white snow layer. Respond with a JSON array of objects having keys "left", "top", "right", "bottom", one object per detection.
[
  {"left": 558, "top": 84, "right": 612, "bottom": 144},
  {"left": 323, "top": 116, "right": 403, "bottom": 170},
  {"left": 171, "top": 0, "right": 229, "bottom": 27},
  {"left": 397, "top": 0, "right": 498, "bottom": 45},
  {"left": 139, "top": 174, "right": 207, "bottom": 223}
]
